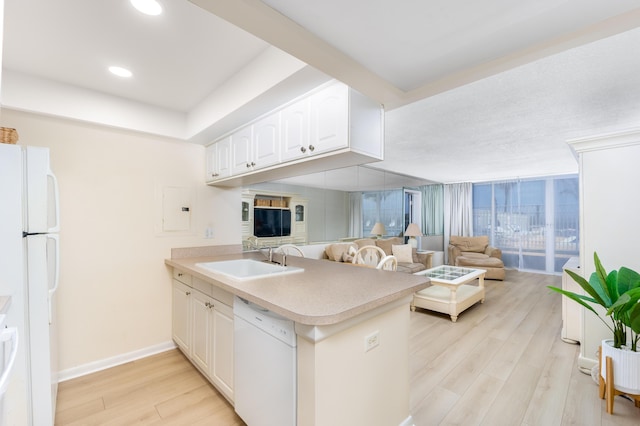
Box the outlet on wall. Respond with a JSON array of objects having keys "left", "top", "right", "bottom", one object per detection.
[
  {"left": 364, "top": 330, "right": 380, "bottom": 352},
  {"left": 204, "top": 227, "right": 214, "bottom": 238}
]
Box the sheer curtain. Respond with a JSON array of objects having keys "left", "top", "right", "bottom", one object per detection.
[
  {"left": 472, "top": 176, "right": 579, "bottom": 272},
  {"left": 443, "top": 182, "right": 473, "bottom": 264},
  {"left": 348, "top": 192, "right": 362, "bottom": 238},
  {"left": 420, "top": 184, "right": 443, "bottom": 235}
]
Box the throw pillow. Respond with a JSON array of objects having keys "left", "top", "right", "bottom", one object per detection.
[
  {"left": 376, "top": 238, "right": 397, "bottom": 255},
  {"left": 392, "top": 244, "right": 413, "bottom": 263},
  {"left": 341, "top": 252, "right": 354, "bottom": 263},
  {"left": 328, "top": 243, "right": 356, "bottom": 262}
]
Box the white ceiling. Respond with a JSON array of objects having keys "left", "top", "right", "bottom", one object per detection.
[
  {"left": 3, "top": 0, "right": 640, "bottom": 185},
  {"left": 260, "top": 0, "right": 639, "bottom": 93},
  {"left": 2, "top": 0, "right": 269, "bottom": 112}
]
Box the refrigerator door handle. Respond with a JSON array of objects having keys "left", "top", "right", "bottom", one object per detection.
[
  {"left": 47, "top": 234, "right": 60, "bottom": 324},
  {"left": 47, "top": 168, "right": 61, "bottom": 233},
  {"left": 0, "top": 327, "right": 19, "bottom": 395}
]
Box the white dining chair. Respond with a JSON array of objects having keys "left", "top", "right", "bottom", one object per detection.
[
  {"left": 276, "top": 244, "right": 305, "bottom": 257},
  {"left": 376, "top": 255, "right": 398, "bottom": 271},
  {"left": 352, "top": 245, "right": 385, "bottom": 267}
]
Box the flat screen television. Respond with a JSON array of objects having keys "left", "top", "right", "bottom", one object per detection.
[{"left": 254, "top": 208, "right": 291, "bottom": 237}]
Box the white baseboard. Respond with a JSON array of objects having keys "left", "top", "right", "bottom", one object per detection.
[
  {"left": 578, "top": 353, "right": 597, "bottom": 375},
  {"left": 58, "top": 340, "right": 177, "bottom": 382}
]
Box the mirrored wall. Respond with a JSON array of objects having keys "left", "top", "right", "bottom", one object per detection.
[{"left": 242, "top": 165, "right": 441, "bottom": 248}]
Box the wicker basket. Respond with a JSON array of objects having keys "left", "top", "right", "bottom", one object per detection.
[
  {"left": 255, "top": 199, "right": 271, "bottom": 207},
  {"left": 0, "top": 127, "right": 19, "bottom": 144}
]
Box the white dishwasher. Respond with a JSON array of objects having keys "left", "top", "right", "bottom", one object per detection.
[{"left": 233, "top": 297, "right": 297, "bottom": 426}]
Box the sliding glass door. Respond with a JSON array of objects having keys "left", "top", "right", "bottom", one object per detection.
[{"left": 473, "top": 176, "right": 578, "bottom": 273}]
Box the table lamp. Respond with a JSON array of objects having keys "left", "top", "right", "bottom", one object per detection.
[
  {"left": 370, "top": 222, "right": 386, "bottom": 239},
  {"left": 404, "top": 223, "right": 422, "bottom": 248}
]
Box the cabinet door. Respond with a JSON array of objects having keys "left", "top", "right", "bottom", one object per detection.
[
  {"left": 241, "top": 198, "right": 253, "bottom": 241},
  {"left": 253, "top": 114, "right": 280, "bottom": 169},
  {"left": 215, "top": 137, "right": 231, "bottom": 178},
  {"left": 292, "top": 202, "right": 307, "bottom": 243},
  {"left": 205, "top": 138, "right": 231, "bottom": 182},
  {"left": 205, "top": 144, "right": 216, "bottom": 183},
  {"left": 281, "top": 98, "right": 310, "bottom": 161},
  {"left": 230, "top": 126, "right": 254, "bottom": 175},
  {"left": 309, "top": 83, "right": 349, "bottom": 154},
  {"left": 172, "top": 280, "right": 191, "bottom": 355},
  {"left": 212, "top": 302, "right": 234, "bottom": 401},
  {"left": 191, "top": 290, "right": 213, "bottom": 376}
]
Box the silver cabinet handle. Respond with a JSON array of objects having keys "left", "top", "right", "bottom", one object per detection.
[
  {"left": 300, "top": 146, "right": 307, "bottom": 153},
  {"left": 309, "top": 145, "right": 315, "bottom": 152},
  {"left": 251, "top": 161, "right": 256, "bottom": 167},
  {"left": 185, "top": 291, "right": 191, "bottom": 296},
  {"left": 246, "top": 163, "right": 251, "bottom": 168}
]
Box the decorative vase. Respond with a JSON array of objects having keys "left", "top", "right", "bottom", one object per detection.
[{"left": 601, "top": 339, "right": 640, "bottom": 394}]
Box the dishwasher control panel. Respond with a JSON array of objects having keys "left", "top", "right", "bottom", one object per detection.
[{"left": 233, "top": 297, "right": 297, "bottom": 347}]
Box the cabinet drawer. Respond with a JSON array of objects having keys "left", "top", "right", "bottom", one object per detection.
[
  {"left": 173, "top": 269, "right": 192, "bottom": 286},
  {"left": 193, "top": 276, "right": 234, "bottom": 307}
]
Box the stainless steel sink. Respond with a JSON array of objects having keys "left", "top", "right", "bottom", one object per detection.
[{"left": 195, "top": 259, "right": 304, "bottom": 281}]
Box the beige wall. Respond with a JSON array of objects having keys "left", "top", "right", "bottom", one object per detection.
[{"left": 3, "top": 109, "right": 240, "bottom": 374}]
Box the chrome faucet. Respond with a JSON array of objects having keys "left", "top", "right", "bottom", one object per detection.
[{"left": 246, "top": 241, "right": 275, "bottom": 263}]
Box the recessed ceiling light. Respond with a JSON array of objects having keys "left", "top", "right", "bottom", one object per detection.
[
  {"left": 109, "top": 66, "right": 133, "bottom": 78},
  {"left": 130, "top": 0, "right": 162, "bottom": 16}
]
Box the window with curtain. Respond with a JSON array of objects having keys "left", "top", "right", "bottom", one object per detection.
[
  {"left": 472, "top": 175, "right": 579, "bottom": 273},
  {"left": 420, "top": 184, "right": 444, "bottom": 235},
  {"left": 361, "top": 190, "right": 403, "bottom": 237}
]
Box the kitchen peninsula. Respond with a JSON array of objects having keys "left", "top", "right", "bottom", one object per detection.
[{"left": 165, "top": 246, "right": 430, "bottom": 426}]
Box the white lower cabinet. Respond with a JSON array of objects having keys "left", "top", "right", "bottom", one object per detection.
[
  {"left": 171, "top": 280, "right": 191, "bottom": 355},
  {"left": 191, "top": 290, "right": 213, "bottom": 374},
  {"left": 171, "top": 270, "right": 234, "bottom": 402},
  {"left": 211, "top": 302, "right": 234, "bottom": 398}
]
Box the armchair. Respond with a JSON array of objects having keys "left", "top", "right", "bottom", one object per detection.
[{"left": 448, "top": 235, "right": 505, "bottom": 280}]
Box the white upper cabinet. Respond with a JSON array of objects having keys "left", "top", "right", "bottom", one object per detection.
[
  {"left": 207, "top": 80, "right": 383, "bottom": 187},
  {"left": 252, "top": 113, "right": 280, "bottom": 168},
  {"left": 205, "top": 136, "right": 231, "bottom": 183},
  {"left": 230, "top": 126, "right": 254, "bottom": 175},
  {"left": 281, "top": 83, "right": 348, "bottom": 162},
  {"left": 308, "top": 82, "right": 349, "bottom": 155},
  {"left": 230, "top": 115, "right": 280, "bottom": 175},
  {"left": 281, "top": 98, "right": 310, "bottom": 162}
]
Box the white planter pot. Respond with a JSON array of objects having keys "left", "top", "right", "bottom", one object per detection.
[{"left": 601, "top": 339, "right": 640, "bottom": 394}]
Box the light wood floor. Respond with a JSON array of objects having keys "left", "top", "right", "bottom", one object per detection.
[{"left": 55, "top": 271, "right": 640, "bottom": 425}]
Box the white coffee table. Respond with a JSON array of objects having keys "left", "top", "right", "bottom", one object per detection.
[{"left": 411, "top": 265, "right": 486, "bottom": 322}]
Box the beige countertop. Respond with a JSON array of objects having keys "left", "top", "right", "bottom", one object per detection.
[{"left": 165, "top": 252, "right": 430, "bottom": 326}]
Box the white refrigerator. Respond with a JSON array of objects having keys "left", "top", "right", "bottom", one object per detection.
[{"left": 0, "top": 143, "right": 60, "bottom": 425}]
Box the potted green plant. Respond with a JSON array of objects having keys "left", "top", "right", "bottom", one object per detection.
[{"left": 548, "top": 252, "right": 640, "bottom": 395}]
